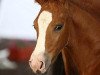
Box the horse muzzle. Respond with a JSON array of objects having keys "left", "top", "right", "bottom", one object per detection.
[{"left": 29, "top": 52, "right": 51, "bottom": 74}]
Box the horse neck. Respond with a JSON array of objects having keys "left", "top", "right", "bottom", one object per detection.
[
  {"left": 62, "top": 47, "right": 79, "bottom": 75},
  {"left": 66, "top": 2, "right": 100, "bottom": 75}
]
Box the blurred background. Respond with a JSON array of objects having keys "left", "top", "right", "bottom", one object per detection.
[{"left": 0, "top": 0, "right": 41, "bottom": 75}]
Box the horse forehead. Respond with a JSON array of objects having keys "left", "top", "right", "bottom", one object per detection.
[{"left": 38, "top": 11, "right": 52, "bottom": 30}]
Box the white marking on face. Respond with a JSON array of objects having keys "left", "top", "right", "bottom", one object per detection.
[
  {"left": 29, "top": 11, "right": 52, "bottom": 73},
  {"left": 33, "top": 11, "right": 52, "bottom": 55}
]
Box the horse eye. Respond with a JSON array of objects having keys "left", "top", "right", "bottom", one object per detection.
[{"left": 54, "top": 24, "right": 63, "bottom": 31}]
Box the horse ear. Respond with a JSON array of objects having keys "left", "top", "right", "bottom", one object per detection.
[{"left": 35, "top": 0, "right": 48, "bottom": 5}]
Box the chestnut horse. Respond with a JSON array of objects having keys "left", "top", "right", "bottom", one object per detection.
[{"left": 29, "top": 0, "right": 100, "bottom": 75}]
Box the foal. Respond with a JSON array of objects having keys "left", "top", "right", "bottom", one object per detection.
[{"left": 29, "top": 0, "right": 100, "bottom": 75}]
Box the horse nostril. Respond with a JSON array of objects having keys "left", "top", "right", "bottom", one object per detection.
[
  {"left": 40, "top": 61, "right": 44, "bottom": 69},
  {"left": 29, "top": 60, "right": 32, "bottom": 64},
  {"left": 36, "top": 70, "right": 41, "bottom": 74}
]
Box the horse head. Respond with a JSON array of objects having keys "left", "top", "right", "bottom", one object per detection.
[{"left": 29, "top": 0, "right": 70, "bottom": 74}]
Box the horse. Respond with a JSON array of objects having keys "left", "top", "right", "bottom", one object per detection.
[{"left": 29, "top": 0, "right": 100, "bottom": 75}]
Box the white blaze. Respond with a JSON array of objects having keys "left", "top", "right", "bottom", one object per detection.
[{"left": 34, "top": 11, "right": 52, "bottom": 55}]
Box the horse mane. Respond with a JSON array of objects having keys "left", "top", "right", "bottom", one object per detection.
[{"left": 35, "top": 0, "right": 66, "bottom": 5}]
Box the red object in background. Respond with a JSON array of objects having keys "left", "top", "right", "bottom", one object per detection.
[{"left": 8, "top": 41, "right": 35, "bottom": 62}]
